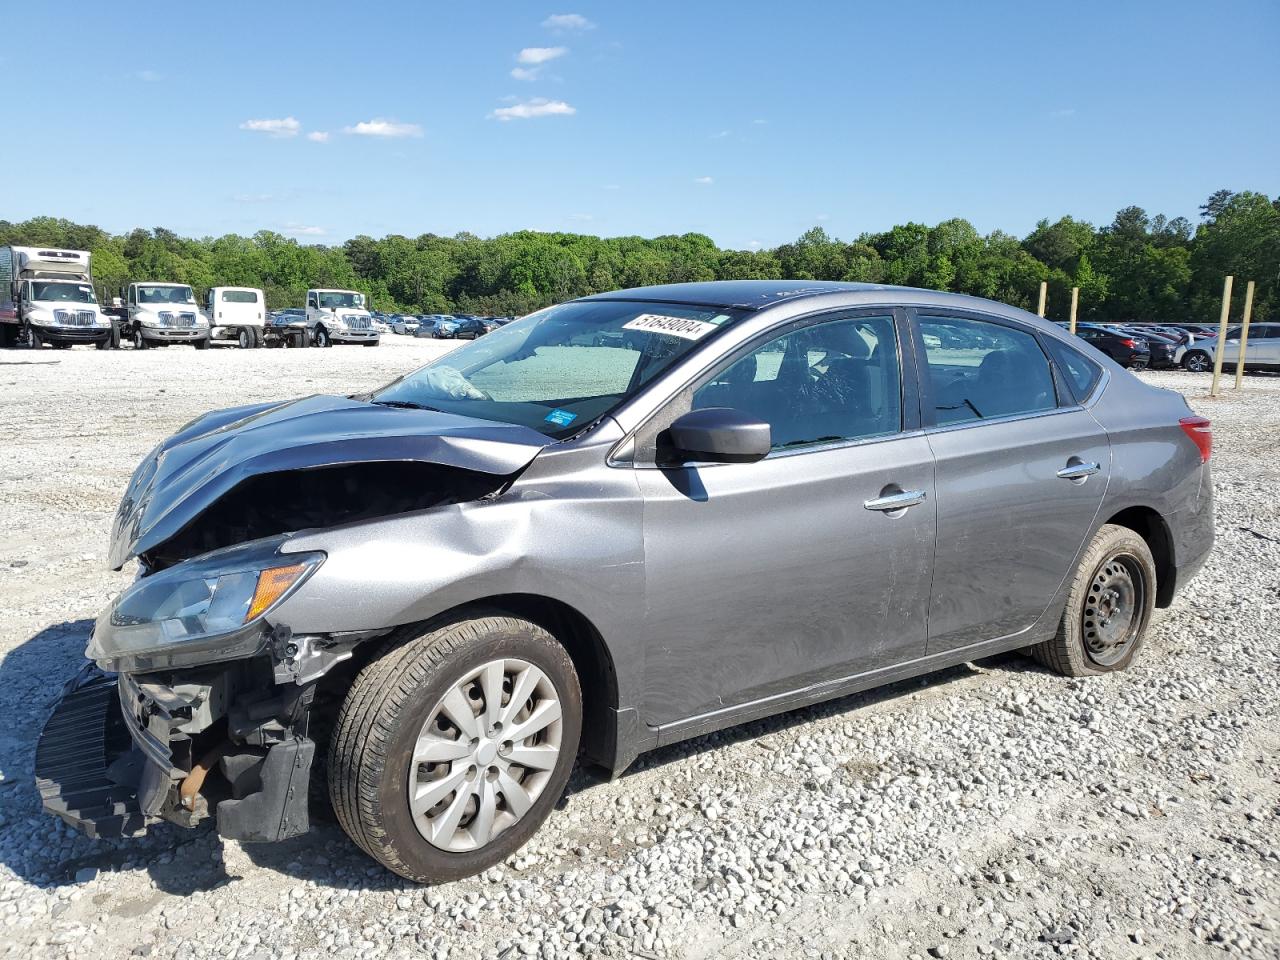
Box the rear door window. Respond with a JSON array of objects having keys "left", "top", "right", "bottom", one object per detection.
[
  {"left": 917, "top": 316, "right": 1057, "bottom": 425},
  {"left": 1043, "top": 337, "right": 1103, "bottom": 402}
]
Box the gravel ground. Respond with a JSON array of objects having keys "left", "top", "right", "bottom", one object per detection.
[{"left": 0, "top": 342, "right": 1276, "bottom": 960}]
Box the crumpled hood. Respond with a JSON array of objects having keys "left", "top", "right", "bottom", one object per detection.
[{"left": 108, "top": 395, "right": 554, "bottom": 569}]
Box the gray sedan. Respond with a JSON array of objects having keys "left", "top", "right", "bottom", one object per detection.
[{"left": 38, "top": 281, "right": 1214, "bottom": 882}]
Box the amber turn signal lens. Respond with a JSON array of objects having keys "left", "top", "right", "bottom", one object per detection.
[{"left": 245, "top": 563, "right": 308, "bottom": 622}]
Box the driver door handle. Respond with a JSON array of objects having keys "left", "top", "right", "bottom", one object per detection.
[{"left": 863, "top": 489, "right": 927, "bottom": 512}]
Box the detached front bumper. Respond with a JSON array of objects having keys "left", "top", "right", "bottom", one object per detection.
[{"left": 36, "top": 661, "right": 315, "bottom": 844}]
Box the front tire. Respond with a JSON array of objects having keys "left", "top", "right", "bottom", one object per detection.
[
  {"left": 133, "top": 327, "right": 149, "bottom": 350},
  {"left": 1183, "top": 350, "right": 1211, "bottom": 373},
  {"left": 1031, "top": 524, "right": 1156, "bottom": 676},
  {"left": 315, "top": 326, "right": 331, "bottom": 348},
  {"left": 329, "top": 615, "right": 581, "bottom": 883}
]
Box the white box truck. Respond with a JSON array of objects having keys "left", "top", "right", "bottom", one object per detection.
[
  {"left": 0, "top": 246, "right": 117, "bottom": 349},
  {"left": 204, "top": 286, "right": 266, "bottom": 348}
]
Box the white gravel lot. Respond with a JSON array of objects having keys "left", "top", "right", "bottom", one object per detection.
[{"left": 0, "top": 340, "right": 1276, "bottom": 960}]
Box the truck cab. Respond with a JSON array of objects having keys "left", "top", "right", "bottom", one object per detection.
[
  {"left": 126, "top": 282, "right": 211, "bottom": 350},
  {"left": 0, "top": 246, "right": 116, "bottom": 349},
  {"left": 306, "top": 288, "right": 379, "bottom": 347},
  {"left": 205, "top": 286, "right": 266, "bottom": 348}
]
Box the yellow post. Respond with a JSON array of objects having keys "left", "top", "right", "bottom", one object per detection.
[
  {"left": 1068, "top": 286, "right": 1079, "bottom": 334},
  {"left": 1037, "top": 281, "right": 1047, "bottom": 318},
  {"left": 1233, "top": 280, "right": 1256, "bottom": 390},
  {"left": 1209, "top": 275, "right": 1233, "bottom": 397}
]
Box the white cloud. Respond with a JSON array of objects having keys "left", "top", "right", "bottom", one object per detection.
[
  {"left": 602, "top": 184, "right": 621, "bottom": 190},
  {"left": 490, "top": 98, "right": 576, "bottom": 121},
  {"left": 747, "top": 240, "right": 762, "bottom": 250},
  {"left": 306, "top": 131, "right": 331, "bottom": 142},
  {"left": 136, "top": 69, "right": 161, "bottom": 83},
  {"left": 1049, "top": 107, "right": 1077, "bottom": 118},
  {"left": 517, "top": 46, "right": 568, "bottom": 65},
  {"left": 752, "top": 118, "right": 767, "bottom": 125},
  {"left": 510, "top": 66, "right": 540, "bottom": 81},
  {"left": 240, "top": 117, "right": 301, "bottom": 137},
  {"left": 711, "top": 129, "right": 731, "bottom": 139},
  {"left": 694, "top": 176, "right": 714, "bottom": 185},
  {"left": 543, "top": 13, "right": 594, "bottom": 31},
  {"left": 569, "top": 213, "right": 594, "bottom": 221},
  {"left": 815, "top": 213, "right": 830, "bottom": 221},
  {"left": 343, "top": 118, "right": 424, "bottom": 138},
  {"left": 232, "top": 193, "right": 275, "bottom": 203},
  {"left": 284, "top": 224, "right": 326, "bottom": 237}
]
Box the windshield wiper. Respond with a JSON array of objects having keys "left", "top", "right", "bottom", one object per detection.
[{"left": 371, "top": 399, "right": 444, "bottom": 413}]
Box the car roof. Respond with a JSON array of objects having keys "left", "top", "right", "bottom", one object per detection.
[{"left": 578, "top": 280, "right": 1051, "bottom": 320}]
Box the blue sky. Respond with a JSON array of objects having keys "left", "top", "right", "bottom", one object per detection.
[{"left": 3, "top": 1, "right": 1277, "bottom": 250}]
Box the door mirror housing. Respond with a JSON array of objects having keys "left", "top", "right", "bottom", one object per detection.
[{"left": 666, "top": 407, "right": 771, "bottom": 464}]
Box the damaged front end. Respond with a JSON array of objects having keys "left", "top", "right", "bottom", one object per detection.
[
  {"left": 37, "top": 394, "right": 555, "bottom": 844},
  {"left": 37, "top": 536, "right": 335, "bottom": 842}
]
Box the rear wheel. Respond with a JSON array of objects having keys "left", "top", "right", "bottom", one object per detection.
[
  {"left": 329, "top": 615, "right": 581, "bottom": 883},
  {"left": 1183, "top": 350, "right": 1211, "bottom": 373},
  {"left": 1031, "top": 524, "right": 1156, "bottom": 676},
  {"left": 238, "top": 328, "right": 252, "bottom": 349},
  {"left": 251, "top": 327, "right": 264, "bottom": 348}
]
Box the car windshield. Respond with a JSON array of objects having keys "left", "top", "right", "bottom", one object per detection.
[
  {"left": 316, "top": 291, "right": 363, "bottom": 309},
  {"left": 31, "top": 281, "right": 96, "bottom": 304},
  {"left": 138, "top": 285, "right": 195, "bottom": 305},
  {"left": 372, "top": 299, "right": 747, "bottom": 438},
  {"left": 221, "top": 290, "right": 259, "bottom": 303}
]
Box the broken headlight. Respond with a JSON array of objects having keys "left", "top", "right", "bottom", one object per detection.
[{"left": 87, "top": 538, "right": 323, "bottom": 671}]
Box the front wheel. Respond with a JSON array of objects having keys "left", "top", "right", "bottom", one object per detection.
[
  {"left": 364, "top": 339, "right": 379, "bottom": 347},
  {"left": 1031, "top": 524, "right": 1156, "bottom": 676},
  {"left": 315, "top": 325, "right": 331, "bottom": 348},
  {"left": 1182, "top": 350, "right": 1211, "bottom": 373},
  {"left": 194, "top": 336, "right": 210, "bottom": 350},
  {"left": 329, "top": 615, "right": 581, "bottom": 883},
  {"left": 133, "top": 327, "right": 148, "bottom": 350}
]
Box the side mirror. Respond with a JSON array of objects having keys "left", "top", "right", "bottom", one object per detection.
[{"left": 667, "top": 407, "right": 771, "bottom": 464}]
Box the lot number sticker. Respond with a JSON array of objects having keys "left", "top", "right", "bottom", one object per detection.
[{"left": 622, "top": 314, "right": 719, "bottom": 341}]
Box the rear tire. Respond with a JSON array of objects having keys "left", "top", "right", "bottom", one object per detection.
[
  {"left": 1031, "top": 524, "right": 1156, "bottom": 676},
  {"left": 251, "top": 327, "right": 264, "bottom": 348},
  {"left": 238, "top": 328, "right": 252, "bottom": 349},
  {"left": 329, "top": 615, "right": 581, "bottom": 883}
]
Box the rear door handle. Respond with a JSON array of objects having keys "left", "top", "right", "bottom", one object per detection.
[
  {"left": 1057, "top": 460, "right": 1101, "bottom": 481},
  {"left": 863, "top": 489, "right": 927, "bottom": 512}
]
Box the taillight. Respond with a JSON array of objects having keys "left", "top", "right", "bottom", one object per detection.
[
  {"left": 1121, "top": 338, "right": 1137, "bottom": 348},
  {"left": 1179, "top": 416, "right": 1212, "bottom": 462}
]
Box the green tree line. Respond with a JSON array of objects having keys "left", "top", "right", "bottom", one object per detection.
[{"left": 3, "top": 188, "right": 1276, "bottom": 322}]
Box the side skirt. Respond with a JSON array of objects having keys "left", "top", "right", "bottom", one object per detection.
[{"left": 646, "top": 627, "right": 1050, "bottom": 755}]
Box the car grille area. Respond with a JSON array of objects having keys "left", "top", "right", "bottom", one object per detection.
[{"left": 54, "top": 309, "right": 96, "bottom": 326}]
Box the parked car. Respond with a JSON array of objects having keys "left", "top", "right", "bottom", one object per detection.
[
  {"left": 1115, "top": 327, "right": 1181, "bottom": 369},
  {"left": 1181, "top": 323, "right": 1280, "bottom": 373},
  {"left": 388, "top": 315, "right": 421, "bottom": 336},
  {"left": 37, "top": 281, "right": 1214, "bottom": 883},
  {"left": 262, "top": 309, "right": 310, "bottom": 348},
  {"left": 1072, "top": 324, "right": 1150, "bottom": 369},
  {"left": 415, "top": 315, "right": 460, "bottom": 339},
  {"left": 453, "top": 316, "right": 490, "bottom": 339},
  {"left": 1167, "top": 323, "right": 1219, "bottom": 340},
  {"left": 125, "top": 282, "right": 211, "bottom": 350}
]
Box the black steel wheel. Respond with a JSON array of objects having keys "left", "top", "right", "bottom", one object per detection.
[{"left": 1031, "top": 523, "right": 1156, "bottom": 676}]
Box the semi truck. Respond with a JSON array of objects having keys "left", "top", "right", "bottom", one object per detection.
[
  {"left": 204, "top": 286, "right": 266, "bottom": 348},
  {"left": 306, "top": 288, "right": 379, "bottom": 346},
  {"left": 0, "top": 246, "right": 117, "bottom": 349}
]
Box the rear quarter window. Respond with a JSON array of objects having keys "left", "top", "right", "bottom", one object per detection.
[{"left": 1044, "top": 337, "right": 1103, "bottom": 402}]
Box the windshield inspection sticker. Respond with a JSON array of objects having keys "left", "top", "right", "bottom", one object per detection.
[
  {"left": 622, "top": 313, "right": 719, "bottom": 341},
  {"left": 544, "top": 408, "right": 578, "bottom": 427}
]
